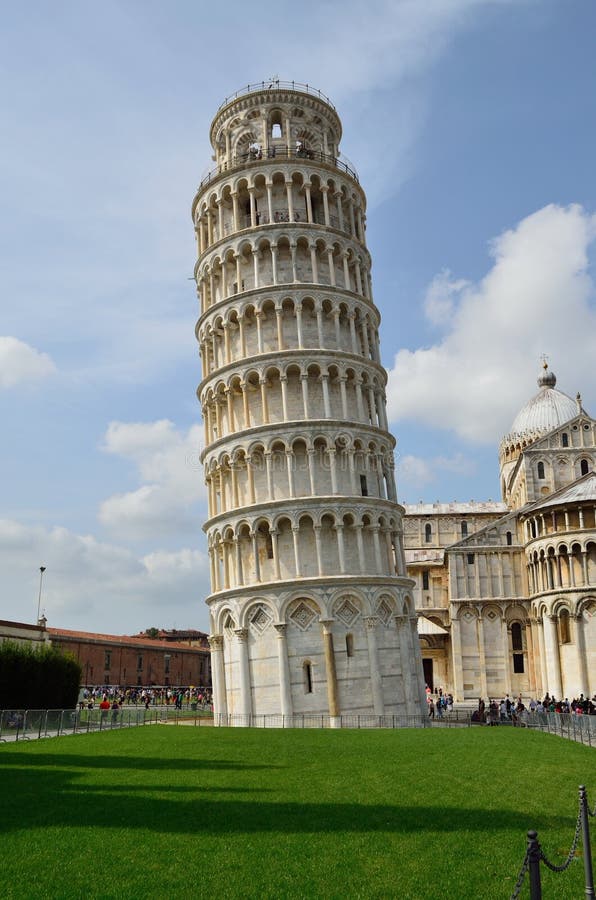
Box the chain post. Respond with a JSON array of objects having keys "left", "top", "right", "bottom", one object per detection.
[
  {"left": 580, "top": 786, "right": 595, "bottom": 898},
  {"left": 527, "top": 830, "right": 542, "bottom": 899}
]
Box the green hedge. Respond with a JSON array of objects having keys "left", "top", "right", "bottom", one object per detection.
[{"left": 0, "top": 640, "right": 81, "bottom": 709}]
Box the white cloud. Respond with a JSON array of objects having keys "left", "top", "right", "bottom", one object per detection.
[
  {"left": 423, "top": 270, "right": 470, "bottom": 325},
  {"left": 0, "top": 518, "right": 210, "bottom": 633},
  {"left": 0, "top": 336, "right": 56, "bottom": 388},
  {"left": 302, "top": 0, "right": 522, "bottom": 201},
  {"left": 397, "top": 452, "right": 476, "bottom": 489},
  {"left": 99, "top": 420, "right": 205, "bottom": 540},
  {"left": 387, "top": 204, "right": 596, "bottom": 443}
]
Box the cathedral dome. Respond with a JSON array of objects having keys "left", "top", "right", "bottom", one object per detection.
[{"left": 508, "top": 365, "right": 578, "bottom": 440}]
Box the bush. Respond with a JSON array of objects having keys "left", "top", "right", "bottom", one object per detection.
[{"left": 0, "top": 640, "right": 81, "bottom": 709}]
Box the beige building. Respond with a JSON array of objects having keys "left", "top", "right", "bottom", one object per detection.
[
  {"left": 194, "top": 81, "right": 426, "bottom": 723},
  {"left": 405, "top": 365, "right": 596, "bottom": 702}
]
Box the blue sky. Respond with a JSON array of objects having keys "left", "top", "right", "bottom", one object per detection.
[{"left": 1, "top": 0, "right": 596, "bottom": 633}]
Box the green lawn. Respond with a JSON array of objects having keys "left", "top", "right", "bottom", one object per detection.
[{"left": 0, "top": 726, "right": 593, "bottom": 898}]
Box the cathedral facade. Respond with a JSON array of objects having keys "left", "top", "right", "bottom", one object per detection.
[
  {"left": 193, "top": 82, "right": 426, "bottom": 722},
  {"left": 405, "top": 365, "right": 596, "bottom": 702}
]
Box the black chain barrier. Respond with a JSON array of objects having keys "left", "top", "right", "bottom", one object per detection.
[{"left": 509, "top": 785, "right": 595, "bottom": 899}]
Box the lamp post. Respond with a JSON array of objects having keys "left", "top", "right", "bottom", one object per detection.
[{"left": 36, "top": 566, "right": 46, "bottom": 624}]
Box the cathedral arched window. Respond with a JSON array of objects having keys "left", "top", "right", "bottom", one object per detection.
[
  {"left": 425, "top": 523, "right": 432, "bottom": 543},
  {"left": 511, "top": 620, "right": 525, "bottom": 673},
  {"left": 537, "top": 461, "right": 545, "bottom": 480},
  {"left": 511, "top": 622, "right": 523, "bottom": 651},
  {"left": 561, "top": 433, "right": 569, "bottom": 447},
  {"left": 580, "top": 459, "right": 590, "bottom": 476}
]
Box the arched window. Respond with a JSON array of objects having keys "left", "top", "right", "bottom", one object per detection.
[
  {"left": 506, "top": 531, "right": 512, "bottom": 546},
  {"left": 537, "top": 461, "right": 545, "bottom": 479},
  {"left": 511, "top": 622, "right": 523, "bottom": 651},
  {"left": 345, "top": 634, "right": 354, "bottom": 657},
  {"left": 562, "top": 433, "right": 569, "bottom": 447},
  {"left": 559, "top": 610, "right": 571, "bottom": 644},
  {"left": 511, "top": 622, "right": 525, "bottom": 673},
  {"left": 461, "top": 522, "right": 468, "bottom": 538},
  {"left": 422, "top": 570, "right": 429, "bottom": 591},
  {"left": 425, "top": 523, "right": 432, "bottom": 543},
  {"left": 303, "top": 661, "right": 313, "bottom": 693},
  {"left": 580, "top": 459, "right": 590, "bottom": 476}
]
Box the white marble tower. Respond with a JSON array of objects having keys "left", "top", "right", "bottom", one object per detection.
[{"left": 193, "top": 81, "right": 426, "bottom": 723}]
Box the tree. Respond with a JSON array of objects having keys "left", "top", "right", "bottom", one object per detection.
[
  {"left": 0, "top": 641, "right": 81, "bottom": 709},
  {"left": 145, "top": 627, "right": 160, "bottom": 639}
]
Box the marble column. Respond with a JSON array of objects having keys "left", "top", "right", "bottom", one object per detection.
[
  {"left": 274, "top": 623, "right": 293, "bottom": 719},
  {"left": 234, "top": 628, "right": 252, "bottom": 722},
  {"left": 208, "top": 635, "right": 228, "bottom": 724},
  {"left": 321, "top": 620, "right": 340, "bottom": 721},
  {"left": 542, "top": 612, "right": 563, "bottom": 699}
]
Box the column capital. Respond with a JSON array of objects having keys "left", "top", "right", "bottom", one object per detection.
[
  {"left": 319, "top": 618, "right": 335, "bottom": 634},
  {"left": 363, "top": 615, "right": 379, "bottom": 631},
  {"left": 208, "top": 634, "right": 224, "bottom": 650},
  {"left": 234, "top": 628, "right": 249, "bottom": 642},
  {"left": 273, "top": 623, "right": 288, "bottom": 637}
]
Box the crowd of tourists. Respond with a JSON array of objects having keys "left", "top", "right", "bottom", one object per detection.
[
  {"left": 474, "top": 692, "right": 596, "bottom": 725},
  {"left": 425, "top": 687, "right": 454, "bottom": 718},
  {"left": 80, "top": 686, "right": 212, "bottom": 711}
]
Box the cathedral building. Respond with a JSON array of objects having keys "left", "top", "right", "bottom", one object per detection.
[
  {"left": 405, "top": 364, "right": 596, "bottom": 702},
  {"left": 193, "top": 81, "right": 427, "bottom": 723}
]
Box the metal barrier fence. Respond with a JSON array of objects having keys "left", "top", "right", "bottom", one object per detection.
[
  {"left": 0, "top": 707, "right": 214, "bottom": 741},
  {"left": 510, "top": 785, "right": 595, "bottom": 899},
  {"left": 213, "top": 711, "right": 472, "bottom": 728},
  {"left": 0, "top": 707, "right": 472, "bottom": 739},
  {"left": 523, "top": 711, "right": 596, "bottom": 746}
]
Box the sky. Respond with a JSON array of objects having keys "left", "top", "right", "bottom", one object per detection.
[{"left": 1, "top": 0, "right": 596, "bottom": 634}]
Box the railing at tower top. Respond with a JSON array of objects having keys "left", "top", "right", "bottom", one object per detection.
[
  {"left": 196, "top": 145, "right": 359, "bottom": 194},
  {"left": 216, "top": 80, "right": 336, "bottom": 113}
]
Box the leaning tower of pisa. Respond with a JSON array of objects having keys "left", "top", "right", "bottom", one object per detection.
[{"left": 193, "top": 81, "right": 426, "bottom": 724}]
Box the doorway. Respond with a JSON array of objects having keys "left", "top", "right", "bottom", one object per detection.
[{"left": 423, "top": 658, "right": 434, "bottom": 693}]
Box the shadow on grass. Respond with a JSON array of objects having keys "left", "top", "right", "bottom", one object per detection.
[
  {"left": 0, "top": 763, "right": 574, "bottom": 836},
  {"left": 0, "top": 751, "right": 278, "bottom": 771}
]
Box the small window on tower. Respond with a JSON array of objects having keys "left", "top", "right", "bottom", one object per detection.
[
  {"left": 562, "top": 432, "right": 569, "bottom": 447},
  {"left": 537, "top": 461, "right": 545, "bottom": 479},
  {"left": 304, "top": 662, "right": 313, "bottom": 694},
  {"left": 559, "top": 610, "right": 571, "bottom": 644},
  {"left": 461, "top": 522, "right": 468, "bottom": 538},
  {"left": 580, "top": 459, "right": 590, "bottom": 475},
  {"left": 467, "top": 553, "right": 475, "bottom": 565},
  {"left": 265, "top": 532, "right": 274, "bottom": 559},
  {"left": 422, "top": 570, "right": 429, "bottom": 591},
  {"left": 425, "top": 523, "right": 432, "bottom": 543},
  {"left": 345, "top": 634, "right": 354, "bottom": 657},
  {"left": 506, "top": 531, "right": 513, "bottom": 546},
  {"left": 360, "top": 475, "right": 368, "bottom": 496}
]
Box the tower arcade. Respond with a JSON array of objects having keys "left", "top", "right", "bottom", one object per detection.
[{"left": 193, "top": 81, "right": 426, "bottom": 723}]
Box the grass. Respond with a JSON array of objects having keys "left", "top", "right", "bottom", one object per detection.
[{"left": 0, "top": 726, "right": 593, "bottom": 898}]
